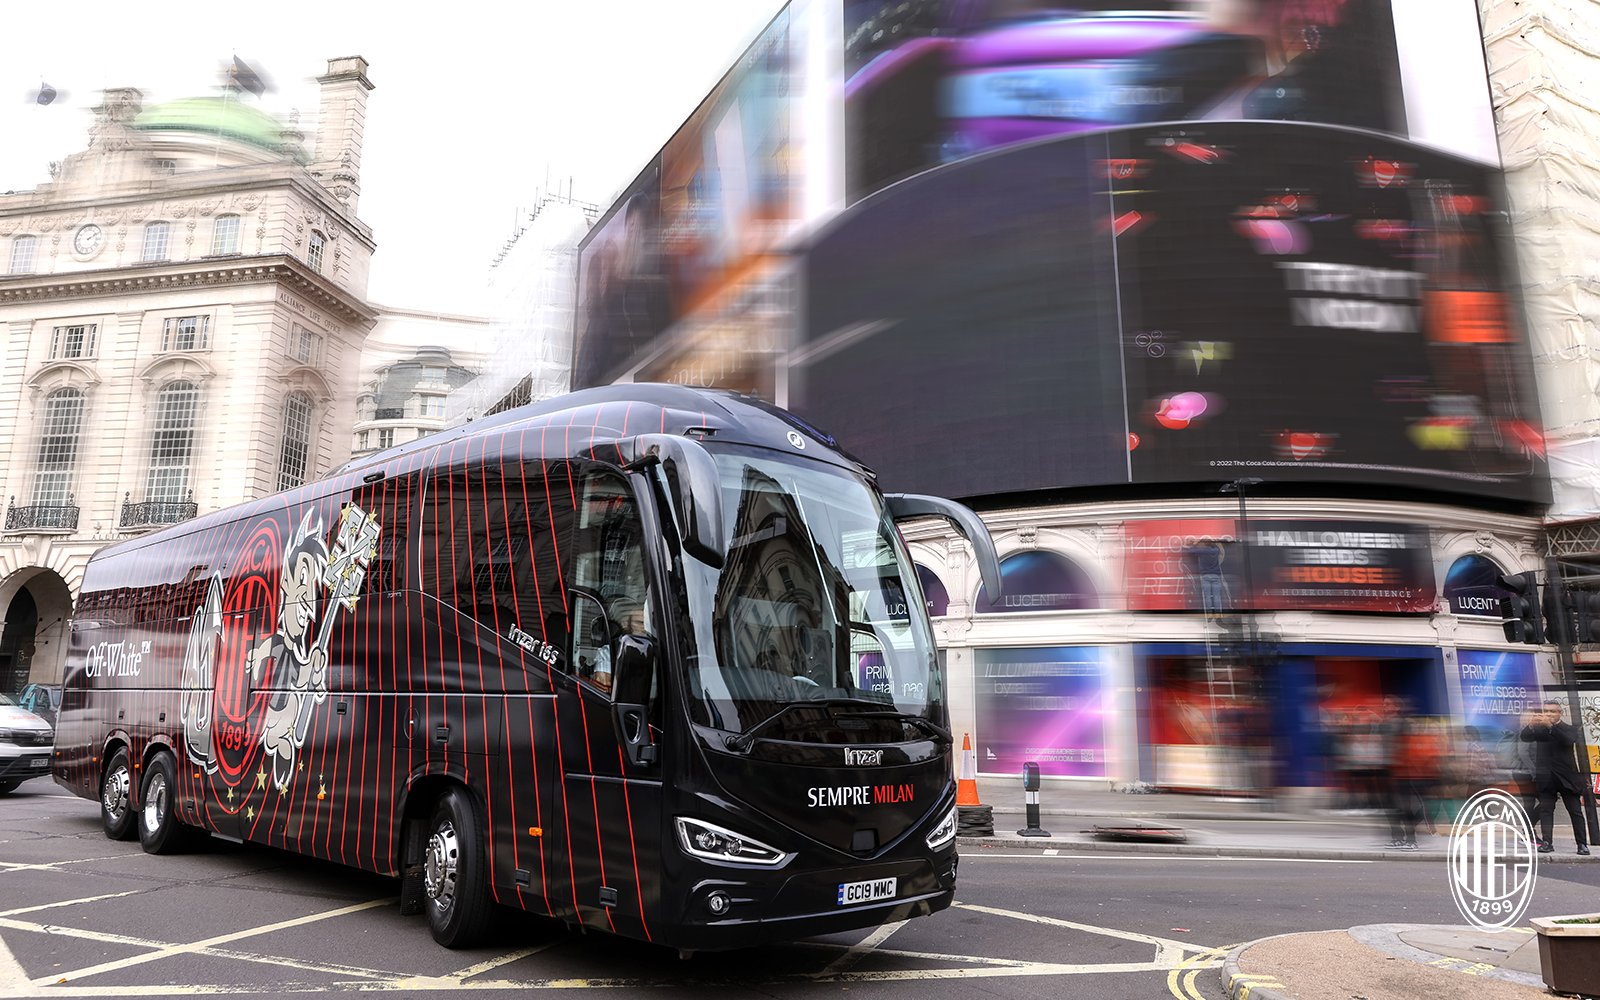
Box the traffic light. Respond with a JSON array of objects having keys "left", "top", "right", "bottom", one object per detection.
[
  {"left": 1497, "top": 572, "right": 1545, "bottom": 644},
  {"left": 1572, "top": 590, "right": 1600, "bottom": 644}
]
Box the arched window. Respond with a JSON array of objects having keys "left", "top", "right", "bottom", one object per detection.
[
  {"left": 915, "top": 564, "right": 950, "bottom": 617},
  {"left": 211, "top": 215, "right": 241, "bottom": 256},
  {"left": 142, "top": 222, "right": 170, "bottom": 262},
  {"left": 1443, "top": 554, "right": 1507, "bottom": 618},
  {"left": 277, "top": 391, "right": 314, "bottom": 491},
  {"left": 32, "top": 388, "right": 85, "bottom": 505},
  {"left": 146, "top": 381, "right": 200, "bottom": 501},
  {"left": 974, "top": 550, "right": 1099, "bottom": 613},
  {"left": 307, "top": 230, "right": 326, "bottom": 273},
  {"left": 9, "top": 235, "right": 37, "bottom": 275}
]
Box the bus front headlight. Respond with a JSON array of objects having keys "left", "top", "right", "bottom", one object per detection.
[
  {"left": 926, "top": 805, "right": 958, "bottom": 851},
  {"left": 675, "top": 817, "right": 791, "bottom": 867}
]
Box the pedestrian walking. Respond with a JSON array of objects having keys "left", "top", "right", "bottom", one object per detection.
[
  {"left": 1382, "top": 698, "right": 1421, "bottom": 850},
  {"left": 1501, "top": 712, "right": 1541, "bottom": 829},
  {"left": 1521, "top": 701, "right": 1592, "bottom": 856}
]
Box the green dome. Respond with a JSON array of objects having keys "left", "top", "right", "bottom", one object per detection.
[{"left": 134, "top": 95, "right": 305, "bottom": 161}]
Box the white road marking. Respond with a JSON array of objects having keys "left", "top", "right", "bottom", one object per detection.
[
  {"left": 41, "top": 898, "right": 389, "bottom": 985},
  {"left": 0, "top": 932, "right": 27, "bottom": 993},
  {"left": 448, "top": 942, "right": 562, "bottom": 981},
  {"left": 954, "top": 902, "right": 1207, "bottom": 963},
  {"left": 1041, "top": 848, "right": 1059, "bottom": 856},
  {"left": 0, "top": 856, "right": 133, "bottom": 874},
  {"left": 820, "top": 919, "right": 906, "bottom": 977},
  {"left": 0, "top": 891, "right": 145, "bottom": 918}
]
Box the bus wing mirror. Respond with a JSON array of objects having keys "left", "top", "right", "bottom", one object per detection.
[
  {"left": 883, "top": 494, "right": 1002, "bottom": 599},
  {"left": 632, "top": 434, "right": 725, "bottom": 568},
  {"left": 612, "top": 634, "right": 658, "bottom": 768}
]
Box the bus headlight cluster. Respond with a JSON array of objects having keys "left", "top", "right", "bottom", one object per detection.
[
  {"left": 675, "top": 817, "right": 790, "bottom": 867},
  {"left": 926, "top": 806, "right": 958, "bottom": 851}
]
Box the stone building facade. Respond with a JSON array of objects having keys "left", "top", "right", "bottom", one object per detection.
[{"left": 0, "top": 57, "right": 378, "bottom": 694}]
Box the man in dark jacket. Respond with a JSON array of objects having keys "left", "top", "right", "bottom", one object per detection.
[{"left": 1521, "top": 701, "right": 1591, "bottom": 855}]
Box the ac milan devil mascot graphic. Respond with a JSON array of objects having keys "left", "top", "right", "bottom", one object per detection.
[{"left": 181, "top": 504, "right": 381, "bottom": 794}]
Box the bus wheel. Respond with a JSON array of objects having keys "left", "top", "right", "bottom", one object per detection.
[
  {"left": 423, "top": 787, "right": 493, "bottom": 948},
  {"left": 101, "top": 748, "right": 136, "bottom": 840},
  {"left": 137, "top": 752, "right": 185, "bottom": 855}
]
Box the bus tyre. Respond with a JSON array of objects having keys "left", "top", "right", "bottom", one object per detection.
[
  {"left": 137, "top": 752, "right": 185, "bottom": 855},
  {"left": 423, "top": 787, "right": 493, "bottom": 948},
  {"left": 101, "top": 747, "right": 136, "bottom": 840}
]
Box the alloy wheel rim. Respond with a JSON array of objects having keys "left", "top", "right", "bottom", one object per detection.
[
  {"left": 103, "top": 764, "right": 129, "bottom": 820},
  {"left": 423, "top": 819, "right": 459, "bottom": 912},
  {"left": 142, "top": 772, "right": 167, "bottom": 833}
]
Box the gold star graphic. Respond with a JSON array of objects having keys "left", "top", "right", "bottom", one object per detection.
[
  {"left": 246, "top": 806, "right": 255, "bottom": 821},
  {"left": 297, "top": 762, "right": 304, "bottom": 773},
  {"left": 317, "top": 781, "right": 328, "bottom": 802},
  {"left": 254, "top": 768, "right": 267, "bottom": 790},
  {"left": 225, "top": 787, "right": 235, "bottom": 804}
]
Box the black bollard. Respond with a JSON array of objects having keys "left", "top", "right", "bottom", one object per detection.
[{"left": 1018, "top": 761, "right": 1050, "bottom": 837}]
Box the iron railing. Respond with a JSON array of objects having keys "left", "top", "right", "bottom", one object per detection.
[
  {"left": 4, "top": 495, "right": 79, "bottom": 532},
  {"left": 119, "top": 491, "right": 198, "bottom": 529}
]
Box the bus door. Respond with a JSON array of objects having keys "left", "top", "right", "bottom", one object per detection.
[{"left": 555, "top": 466, "right": 664, "bottom": 936}]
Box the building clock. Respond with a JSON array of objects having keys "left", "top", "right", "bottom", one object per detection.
[{"left": 72, "top": 223, "right": 105, "bottom": 258}]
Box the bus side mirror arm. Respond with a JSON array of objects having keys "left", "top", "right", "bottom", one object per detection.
[
  {"left": 612, "top": 634, "right": 659, "bottom": 769},
  {"left": 883, "top": 494, "right": 1002, "bottom": 599},
  {"left": 627, "top": 434, "right": 725, "bottom": 568}
]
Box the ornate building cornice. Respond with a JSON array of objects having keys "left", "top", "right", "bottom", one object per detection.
[
  {"left": 0, "top": 254, "right": 377, "bottom": 328},
  {"left": 0, "top": 171, "right": 374, "bottom": 247}
]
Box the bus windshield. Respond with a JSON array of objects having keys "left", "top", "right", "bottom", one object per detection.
[{"left": 678, "top": 445, "right": 940, "bottom": 737}]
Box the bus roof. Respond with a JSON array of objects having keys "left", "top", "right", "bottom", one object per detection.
[
  {"left": 337, "top": 384, "right": 869, "bottom": 481},
  {"left": 84, "top": 386, "right": 872, "bottom": 565}
]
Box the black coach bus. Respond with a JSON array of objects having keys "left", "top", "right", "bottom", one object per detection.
[{"left": 54, "top": 385, "right": 1000, "bottom": 952}]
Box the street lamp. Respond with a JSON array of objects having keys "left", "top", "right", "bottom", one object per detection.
[
  {"left": 1220, "top": 477, "right": 1264, "bottom": 794},
  {"left": 1220, "top": 478, "right": 1263, "bottom": 627}
]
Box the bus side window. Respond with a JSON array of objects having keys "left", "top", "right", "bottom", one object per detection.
[
  {"left": 422, "top": 457, "right": 574, "bottom": 672},
  {"left": 361, "top": 474, "right": 415, "bottom": 594},
  {"left": 571, "top": 468, "right": 654, "bottom": 702}
]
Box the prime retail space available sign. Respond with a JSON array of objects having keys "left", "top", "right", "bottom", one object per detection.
[{"left": 974, "top": 646, "right": 1108, "bottom": 778}]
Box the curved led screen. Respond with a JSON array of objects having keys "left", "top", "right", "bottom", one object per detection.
[{"left": 799, "top": 121, "right": 1547, "bottom": 505}]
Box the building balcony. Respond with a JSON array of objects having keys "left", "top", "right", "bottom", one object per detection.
[
  {"left": 119, "top": 492, "right": 198, "bottom": 531},
  {"left": 4, "top": 496, "right": 80, "bottom": 533}
]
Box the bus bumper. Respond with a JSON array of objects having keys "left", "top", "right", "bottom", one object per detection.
[{"left": 666, "top": 849, "right": 958, "bottom": 951}]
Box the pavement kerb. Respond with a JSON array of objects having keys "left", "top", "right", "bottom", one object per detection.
[
  {"left": 1220, "top": 934, "right": 1300, "bottom": 1000},
  {"left": 1219, "top": 925, "right": 1549, "bottom": 1000},
  {"left": 954, "top": 833, "right": 1600, "bottom": 863}
]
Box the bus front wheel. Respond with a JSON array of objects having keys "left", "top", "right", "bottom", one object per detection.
[
  {"left": 101, "top": 747, "right": 136, "bottom": 840},
  {"left": 423, "top": 786, "right": 493, "bottom": 948},
  {"left": 137, "top": 752, "right": 186, "bottom": 855}
]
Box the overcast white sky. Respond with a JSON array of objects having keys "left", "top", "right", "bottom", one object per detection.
[{"left": 0, "top": 0, "right": 788, "bottom": 314}]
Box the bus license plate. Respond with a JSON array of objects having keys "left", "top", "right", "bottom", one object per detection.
[{"left": 836, "top": 877, "right": 896, "bottom": 906}]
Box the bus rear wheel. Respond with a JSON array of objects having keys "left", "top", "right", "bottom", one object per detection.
[
  {"left": 423, "top": 786, "right": 493, "bottom": 948},
  {"left": 137, "top": 752, "right": 186, "bottom": 855},
  {"left": 101, "top": 748, "right": 135, "bottom": 840}
]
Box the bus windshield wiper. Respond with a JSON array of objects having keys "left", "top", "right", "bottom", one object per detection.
[
  {"left": 849, "top": 710, "right": 952, "bottom": 746},
  {"left": 724, "top": 700, "right": 858, "bottom": 753},
  {"left": 722, "top": 698, "right": 946, "bottom": 754}
]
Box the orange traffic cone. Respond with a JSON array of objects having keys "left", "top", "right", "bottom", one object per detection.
[{"left": 956, "top": 732, "right": 982, "bottom": 806}]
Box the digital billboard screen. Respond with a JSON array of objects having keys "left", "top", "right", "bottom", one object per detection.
[
  {"left": 573, "top": 7, "right": 796, "bottom": 391},
  {"left": 799, "top": 120, "right": 1546, "bottom": 504},
  {"left": 843, "top": 0, "right": 1493, "bottom": 204}
]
